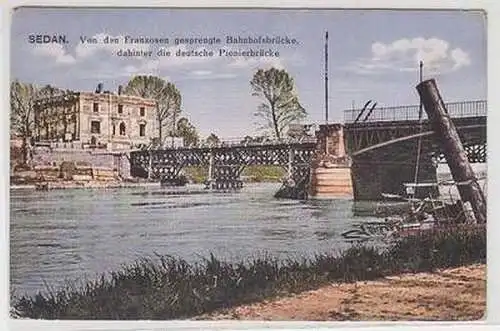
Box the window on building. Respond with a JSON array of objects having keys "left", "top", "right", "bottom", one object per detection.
[
  {"left": 93, "top": 103, "right": 99, "bottom": 112},
  {"left": 90, "top": 121, "right": 101, "bottom": 134},
  {"left": 140, "top": 107, "right": 145, "bottom": 117},
  {"left": 112, "top": 124, "right": 116, "bottom": 136},
  {"left": 118, "top": 104, "right": 123, "bottom": 114},
  {"left": 139, "top": 123, "right": 146, "bottom": 137},
  {"left": 119, "top": 122, "right": 126, "bottom": 136}
]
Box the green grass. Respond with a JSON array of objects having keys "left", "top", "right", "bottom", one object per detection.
[
  {"left": 12, "top": 227, "right": 485, "bottom": 320},
  {"left": 183, "top": 166, "right": 208, "bottom": 184},
  {"left": 242, "top": 165, "right": 285, "bottom": 182},
  {"left": 183, "top": 165, "right": 286, "bottom": 184}
]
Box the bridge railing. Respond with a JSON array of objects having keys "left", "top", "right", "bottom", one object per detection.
[
  {"left": 199, "top": 136, "right": 317, "bottom": 148},
  {"left": 147, "top": 136, "right": 318, "bottom": 150},
  {"left": 344, "top": 100, "right": 487, "bottom": 123}
]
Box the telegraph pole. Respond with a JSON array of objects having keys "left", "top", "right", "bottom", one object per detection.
[
  {"left": 325, "top": 30, "right": 329, "bottom": 125},
  {"left": 324, "top": 30, "right": 329, "bottom": 155},
  {"left": 413, "top": 61, "right": 424, "bottom": 197}
]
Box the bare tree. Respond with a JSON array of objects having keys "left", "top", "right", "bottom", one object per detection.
[
  {"left": 124, "top": 76, "right": 182, "bottom": 144},
  {"left": 250, "top": 68, "right": 307, "bottom": 139},
  {"left": 10, "top": 80, "right": 39, "bottom": 167}
]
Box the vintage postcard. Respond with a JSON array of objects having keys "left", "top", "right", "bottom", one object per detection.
[{"left": 9, "top": 7, "right": 487, "bottom": 321}]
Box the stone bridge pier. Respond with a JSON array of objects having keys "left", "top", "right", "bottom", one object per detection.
[{"left": 309, "top": 124, "right": 353, "bottom": 198}]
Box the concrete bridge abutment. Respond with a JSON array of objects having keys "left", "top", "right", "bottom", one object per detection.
[{"left": 309, "top": 124, "right": 353, "bottom": 199}]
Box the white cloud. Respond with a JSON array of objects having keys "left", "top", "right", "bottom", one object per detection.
[
  {"left": 32, "top": 43, "right": 76, "bottom": 64},
  {"left": 451, "top": 48, "right": 471, "bottom": 70},
  {"left": 31, "top": 31, "right": 291, "bottom": 81},
  {"left": 157, "top": 45, "right": 220, "bottom": 67},
  {"left": 186, "top": 70, "right": 237, "bottom": 80},
  {"left": 190, "top": 70, "right": 213, "bottom": 76},
  {"left": 32, "top": 33, "right": 152, "bottom": 66},
  {"left": 227, "top": 56, "right": 285, "bottom": 70},
  {"left": 127, "top": 44, "right": 286, "bottom": 80},
  {"left": 347, "top": 37, "right": 471, "bottom": 75}
]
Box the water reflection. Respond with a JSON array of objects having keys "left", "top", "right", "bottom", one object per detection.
[{"left": 10, "top": 183, "right": 379, "bottom": 296}]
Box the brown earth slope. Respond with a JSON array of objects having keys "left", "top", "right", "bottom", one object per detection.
[{"left": 196, "top": 264, "right": 485, "bottom": 321}]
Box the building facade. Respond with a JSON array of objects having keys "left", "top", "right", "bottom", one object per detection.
[{"left": 34, "top": 90, "right": 158, "bottom": 150}]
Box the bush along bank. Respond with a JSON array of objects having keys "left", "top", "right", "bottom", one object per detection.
[{"left": 12, "top": 227, "right": 486, "bottom": 320}]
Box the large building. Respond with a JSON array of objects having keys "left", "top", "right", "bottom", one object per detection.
[{"left": 34, "top": 86, "right": 158, "bottom": 150}]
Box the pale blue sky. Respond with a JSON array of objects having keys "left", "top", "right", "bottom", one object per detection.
[{"left": 11, "top": 8, "right": 487, "bottom": 138}]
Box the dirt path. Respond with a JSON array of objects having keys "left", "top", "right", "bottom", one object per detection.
[{"left": 197, "top": 264, "right": 485, "bottom": 321}]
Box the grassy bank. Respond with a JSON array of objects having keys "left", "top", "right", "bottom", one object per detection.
[
  {"left": 184, "top": 165, "right": 285, "bottom": 184},
  {"left": 12, "top": 227, "right": 485, "bottom": 320},
  {"left": 242, "top": 165, "right": 285, "bottom": 182}
]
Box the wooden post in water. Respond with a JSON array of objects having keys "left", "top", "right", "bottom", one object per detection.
[
  {"left": 147, "top": 150, "right": 152, "bottom": 180},
  {"left": 416, "top": 79, "right": 486, "bottom": 223},
  {"left": 288, "top": 147, "right": 294, "bottom": 179},
  {"left": 207, "top": 150, "right": 214, "bottom": 188}
]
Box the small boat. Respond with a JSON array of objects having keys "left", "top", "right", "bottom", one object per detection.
[
  {"left": 35, "top": 182, "right": 49, "bottom": 191},
  {"left": 381, "top": 193, "right": 408, "bottom": 202}
]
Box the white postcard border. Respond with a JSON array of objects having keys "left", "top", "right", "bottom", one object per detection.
[{"left": 1, "top": 1, "right": 499, "bottom": 330}]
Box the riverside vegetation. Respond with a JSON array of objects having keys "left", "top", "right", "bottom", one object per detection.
[
  {"left": 11, "top": 227, "right": 485, "bottom": 320},
  {"left": 185, "top": 165, "right": 286, "bottom": 184}
]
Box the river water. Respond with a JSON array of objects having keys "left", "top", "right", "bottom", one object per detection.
[
  {"left": 10, "top": 183, "right": 383, "bottom": 297},
  {"left": 10, "top": 164, "right": 487, "bottom": 297}
]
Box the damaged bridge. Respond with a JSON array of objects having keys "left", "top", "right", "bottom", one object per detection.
[
  {"left": 343, "top": 100, "right": 487, "bottom": 200},
  {"left": 129, "top": 100, "right": 486, "bottom": 202}
]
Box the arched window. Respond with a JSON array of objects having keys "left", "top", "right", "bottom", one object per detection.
[{"left": 119, "top": 122, "right": 126, "bottom": 136}]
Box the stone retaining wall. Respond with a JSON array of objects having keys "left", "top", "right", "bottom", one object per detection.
[{"left": 32, "top": 147, "right": 131, "bottom": 178}]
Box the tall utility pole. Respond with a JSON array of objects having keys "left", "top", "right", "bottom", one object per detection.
[
  {"left": 324, "top": 30, "right": 329, "bottom": 155},
  {"left": 325, "top": 30, "right": 329, "bottom": 125},
  {"left": 413, "top": 61, "right": 424, "bottom": 197}
]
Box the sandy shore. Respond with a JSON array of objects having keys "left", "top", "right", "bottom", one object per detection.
[{"left": 196, "top": 264, "right": 485, "bottom": 321}]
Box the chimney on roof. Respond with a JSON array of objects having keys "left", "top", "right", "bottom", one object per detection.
[
  {"left": 118, "top": 85, "right": 123, "bottom": 95},
  {"left": 95, "top": 83, "right": 103, "bottom": 94}
]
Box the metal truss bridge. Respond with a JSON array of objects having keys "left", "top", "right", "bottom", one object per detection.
[
  {"left": 343, "top": 100, "right": 486, "bottom": 200},
  {"left": 130, "top": 137, "right": 317, "bottom": 191}
]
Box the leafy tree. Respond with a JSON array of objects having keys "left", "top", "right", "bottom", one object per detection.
[
  {"left": 124, "top": 75, "right": 181, "bottom": 144},
  {"left": 37, "top": 85, "right": 66, "bottom": 139},
  {"left": 10, "top": 80, "right": 40, "bottom": 166},
  {"left": 176, "top": 117, "right": 199, "bottom": 147},
  {"left": 250, "top": 67, "right": 307, "bottom": 139},
  {"left": 205, "top": 133, "right": 220, "bottom": 147}
]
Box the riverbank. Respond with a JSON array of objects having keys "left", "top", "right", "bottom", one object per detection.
[
  {"left": 11, "top": 227, "right": 485, "bottom": 320},
  {"left": 198, "top": 263, "right": 485, "bottom": 321},
  {"left": 10, "top": 180, "right": 160, "bottom": 190},
  {"left": 10, "top": 165, "right": 286, "bottom": 190}
]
